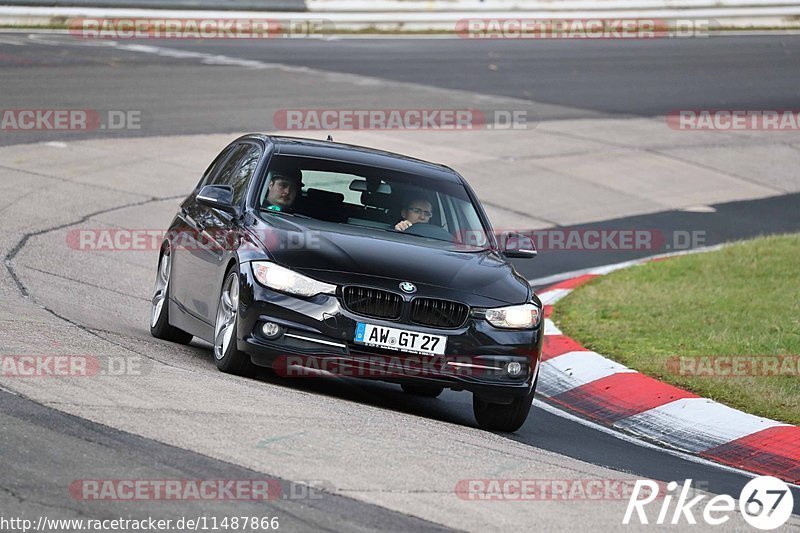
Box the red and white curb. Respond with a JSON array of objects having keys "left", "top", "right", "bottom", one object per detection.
[{"left": 532, "top": 251, "right": 800, "bottom": 485}]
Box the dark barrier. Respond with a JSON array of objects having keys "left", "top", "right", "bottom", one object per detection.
[{"left": 1, "top": 0, "right": 307, "bottom": 11}]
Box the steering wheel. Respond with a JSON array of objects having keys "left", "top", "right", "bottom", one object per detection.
[{"left": 404, "top": 223, "right": 454, "bottom": 242}]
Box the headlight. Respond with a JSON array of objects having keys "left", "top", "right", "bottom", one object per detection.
[
  {"left": 484, "top": 303, "right": 541, "bottom": 329},
  {"left": 252, "top": 262, "right": 336, "bottom": 297}
]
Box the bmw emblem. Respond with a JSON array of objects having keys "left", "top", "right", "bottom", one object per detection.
[{"left": 399, "top": 282, "right": 416, "bottom": 294}]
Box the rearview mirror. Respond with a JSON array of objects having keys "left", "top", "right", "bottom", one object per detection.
[
  {"left": 197, "top": 185, "right": 237, "bottom": 215},
  {"left": 499, "top": 232, "right": 537, "bottom": 259},
  {"left": 349, "top": 179, "right": 391, "bottom": 194}
]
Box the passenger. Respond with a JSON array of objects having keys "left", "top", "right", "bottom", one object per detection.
[
  {"left": 395, "top": 197, "right": 434, "bottom": 231},
  {"left": 264, "top": 169, "right": 303, "bottom": 211}
]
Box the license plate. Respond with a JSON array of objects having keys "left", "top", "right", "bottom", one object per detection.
[{"left": 354, "top": 322, "right": 447, "bottom": 356}]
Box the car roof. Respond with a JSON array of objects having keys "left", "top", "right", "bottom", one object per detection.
[{"left": 242, "top": 134, "right": 463, "bottom": 184}]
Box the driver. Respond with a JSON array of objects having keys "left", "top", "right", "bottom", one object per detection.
[
  {"left": 264, "top": 168, "right": 303, "bottom": 211},
  {"left": 395, "top": 197, "right": 434, "bottom": 231}
]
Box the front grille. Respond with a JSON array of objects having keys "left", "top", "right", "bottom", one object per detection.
[
  {"left": 342, "top": 286, "right": 403, "bottom": 320},
  {"left": 410, "top": 298, "right": 469, "bottom": 329}
]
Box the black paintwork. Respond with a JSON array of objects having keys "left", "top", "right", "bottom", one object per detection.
[{"left": 162, "top": 135, "right": 543, "bottom": 398}]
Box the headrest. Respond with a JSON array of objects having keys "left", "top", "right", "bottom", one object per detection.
[
  {"left": 307, "top": 188, "right": 344, "bottom": 204},
  {"left": 360, "top": 191, "right": 393, "bottom": 210}
]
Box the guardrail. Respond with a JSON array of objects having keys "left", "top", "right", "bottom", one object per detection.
[
  {"left": 0, "top": 0, "right": 307, "bottom": 11},
  {"left": 3, "top": 0, "right": 800, "bottom": 12},
  {"left": 306, "top": 0, "right": 800, "bottom": 11},
  {"left": 1, "top": 0, "right": 799, "bottom": 29}
]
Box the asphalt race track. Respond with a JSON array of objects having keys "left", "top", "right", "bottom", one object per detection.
[{"left": 1, "top": 31, "right": 800, "bottom": 531}]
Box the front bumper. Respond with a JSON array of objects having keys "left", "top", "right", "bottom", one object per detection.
[{"left": 237, "top": 268, "right": 543, "bottom": 401}]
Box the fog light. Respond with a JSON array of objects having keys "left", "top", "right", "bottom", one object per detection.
[
  {"left": 261, "top": 322, "right": 283, "bottom": 339},
  {"left": 506, "top": 362, "right": 523, "bottom": 377}
]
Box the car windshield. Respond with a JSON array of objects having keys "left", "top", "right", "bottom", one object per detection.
[{"left": 255, "top": 154, "right": 492, "bottom": 251}]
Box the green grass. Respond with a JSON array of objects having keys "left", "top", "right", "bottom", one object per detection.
[{"left": 553, "top": 233, "right": 800, "bottom": 425}]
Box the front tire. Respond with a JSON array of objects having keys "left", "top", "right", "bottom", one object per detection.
[
  {"left": 150, "top": 248, "right": 193, "bottom": 345},
  {"left": 473, "top": 378, "right": 537, "bottom": 432},
  {"left": 214, "top": 269, "right": 256, "bottom": 377}
]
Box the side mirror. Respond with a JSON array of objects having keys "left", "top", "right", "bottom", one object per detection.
[
  {"left": 499, "top": 232, "right": 537, "bottom": 259},
  {"left": 197, "top": 185, "right": 237, "bottom": 215}
]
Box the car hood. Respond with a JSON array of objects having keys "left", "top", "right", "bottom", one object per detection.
[{"left": 247, "top": 217, "right": 531, "bottom": 306}]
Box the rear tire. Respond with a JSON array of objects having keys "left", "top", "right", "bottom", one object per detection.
[
  {"left": 214, "top": 269, "right": 256, "bottom": 377},
  {"left": 473, "top": 377, "right": 537, "bottom": 432},
  {"left": 401, "top": 384, "right": 444, "bottom": 398},
  {"left": 150, "top": 248, "right": 193, "bottom": 345}
]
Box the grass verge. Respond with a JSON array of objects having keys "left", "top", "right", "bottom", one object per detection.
[{"left": 552, "top": 233, "right": 800, "bottom": 425}]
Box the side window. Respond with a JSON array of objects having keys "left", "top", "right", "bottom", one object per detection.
[
  {"left": 229, "top": 145, "right": 262, "bottom": 206},
  {"left": 301, "top": 171, "right": 363, "bottom": 204},
  {"left": 211, "top": 144, "right": 251, "bottom": 187},
  {"left": 198, "top": 145, "right": 236, "bottom": 190}
]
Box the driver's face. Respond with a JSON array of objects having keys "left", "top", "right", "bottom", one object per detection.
[
  {"left": 403, "top": 200, "right": 433, "bottom": 224},
  {"left": 267, "top": 178, "right": 298, "bottom": 208}
]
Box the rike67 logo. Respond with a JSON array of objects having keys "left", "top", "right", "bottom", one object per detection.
[{"left": 623, "top": 477, "right": 794, "bottom": 530}]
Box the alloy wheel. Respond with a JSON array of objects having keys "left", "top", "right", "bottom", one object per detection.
[
  {"left": 151, "top": 250, "right": 171, "bottom": 328},
  {"left": 214, "top": 273, "right": 239, "bottom": 360}
]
